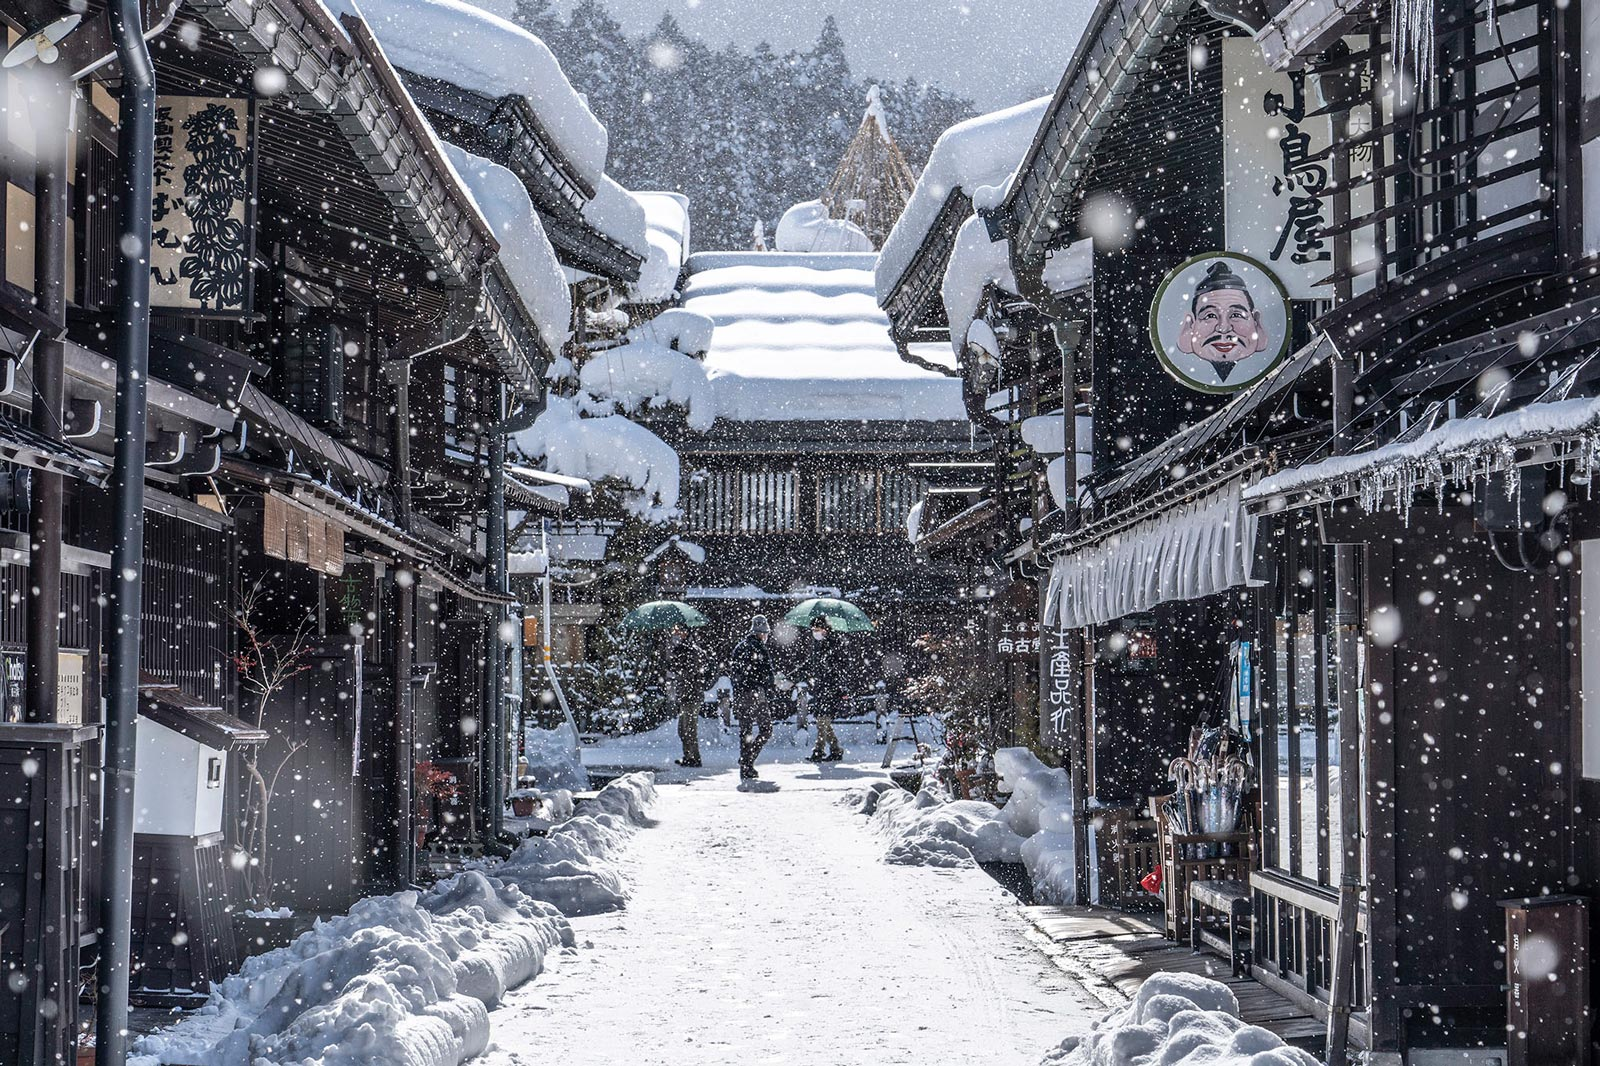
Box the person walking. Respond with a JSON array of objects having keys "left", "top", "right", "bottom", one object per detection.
[
  {"left": 663, "top": 622, "right": 707, "bottom": 767},
  {"left": 728, "top": 614, "right": 779, "bottom": 791},
  {"left": 804, "top": 616, "right": 847, "bottom": 762}
]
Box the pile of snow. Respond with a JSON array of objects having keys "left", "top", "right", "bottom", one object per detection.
[
  {"left": 627, "top": 307, "right": 715, "bottom": 356},
  {"left": 876, "top": 96, "right": 1050, "bottom": 304},
  {"left": 995, "top": 747, "right": 1079, "bottom": 906},
  {"left": 441, "top": 144, "right": 571, "bottom": 357},
  {"left": 1039, "top": 972, "right": 1319, "bottom": 1066},
  {"left": 844, "top": 781, "right": 1023, "bottom": 868},
  {"left": 514, "top": 395, "right": 680, "bottom": 521},
  {"left": 775, "top": 199, "right": 874, "bottom": 253},
  {"left": 583, "top": 176, "right": 651, "bottom": 263},
  {"left": 682, "top": 252, "right": 967, "bottom": 423},
  {"left": 578, "top": 339, "right": 717, "bottom": 431},
  {"left": 523, "top": 725, "right": 587, "bottom": 792},
  {"left": 132, "top": 773, "right": 656, "bottom": 1066},
  {"left": 943, "top": 217, "right": 1093, "bottom": 363},
  {"left": 629, "top": 191, "right": 691, "bottom": 304},
  {"left": 336, "top": 0, "right": 606, "bottom": 188}
]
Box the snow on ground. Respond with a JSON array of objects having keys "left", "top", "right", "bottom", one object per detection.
[
  {"left": 1037, "top": 972, "right": 1319, "bottom": 1066},
  {"left": 131, "top": 774, "right": 656, "bottom": 1066},
  {"left": 681, "top": 251, "right": 967, "bottom": 423},
  {"left": 844, "top": 780, "right": 1024, "bottom": 867},
  {"left": 522, "top": 725, "right": 588, "bottom": 792},
  {"left": 578, "top": 715, "right": 886, "bottom": 775},
  {"left": 477, "top": 757, "right": 1091, "bottom": 1066}
]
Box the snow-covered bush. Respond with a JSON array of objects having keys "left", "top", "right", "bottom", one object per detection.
[
  {"left": 514, "top": 394, "right": 680, "bottom": 520},
  {"left": 1039, "top": 972, "right": 1320, "bottom": 1066},
  {"left": 627, "top": 307, "right": 715, "bottom": 356},
  {"left": 578, "top": 339, "right": 717, "bottom": 430},
  {"left": 131, "top": 773, "right": 656, "bottom": 1066},
  {"left": 844, "top": 781, "right": 1023, "bottom": 868}
]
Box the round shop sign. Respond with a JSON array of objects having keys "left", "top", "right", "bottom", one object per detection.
[{"left": 1148, "top": 252, "right": 1291, "bottom": 394}]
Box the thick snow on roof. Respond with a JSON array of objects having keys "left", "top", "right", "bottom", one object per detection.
[
  {"left": 875, "top": 97, "right": 1050, "bottom": 304},
  {"left": 514, "top": 395, "right": 680, "bottom": 521},
  {"left": 334, "top": 0, "right": 608, "bottom": 188},
  {"left": 583, "top": 176, "right": 651, "bottom": 263},
  {"left": 442, "top": 143, "right": 571, "bottom": 356},
  {"left": 682, "top": 252, "right": 967, "bottom": 423},
  {"left": 629, "top": 192, "right": 692, "bottom": 304},
  {"left": 776, "top": 200, "right": 873, "bottom": 253},
  {"left": 578, "top": 340, "right": 716, "bottom": 432},
  {"left": 943, "top": 221, "right": 1091, "bottom": 363}
]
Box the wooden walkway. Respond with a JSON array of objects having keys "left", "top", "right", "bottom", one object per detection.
[{"left": 1021, "top": 905, "right": 1327, "bottom": 1048}]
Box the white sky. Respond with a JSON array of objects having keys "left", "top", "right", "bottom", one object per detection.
[{"left": 477, "top": 0, "right": 1096, "bottom": 110}]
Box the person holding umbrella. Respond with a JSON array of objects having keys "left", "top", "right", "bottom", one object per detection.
[
  {"left": 662, "top": 621, "right": 708, "bottom": 767},
  {"left": 728, "top": 613, "right": 778, "bottom": 791},
  {"left": 804, "top": 616, "right": 848, "bottom": 762}
]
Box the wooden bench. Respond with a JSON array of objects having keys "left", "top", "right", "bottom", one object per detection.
[{"left": 1189, "top": 878, "right": 1252, "bottom": 977}]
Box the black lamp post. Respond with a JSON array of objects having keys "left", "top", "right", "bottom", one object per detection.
[{"left": 95, "top": 0, "right": 155, "bottom": 1060}]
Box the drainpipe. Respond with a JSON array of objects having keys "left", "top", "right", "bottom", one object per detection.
[
  {"left": 25, "top": 72, "right": 72, "bottom": 723},
  {"left": 96, "top": 0, "right": 156, "bottom": 1059},
  {"left": 378, "top": 356, "right": 416, "bottom": 888},
  {"left": 1326, "top": 338, "right": 1362, "bottom": 1066},
  {"left": 484, "top": 390, "right": 541, "bottom": 847}
]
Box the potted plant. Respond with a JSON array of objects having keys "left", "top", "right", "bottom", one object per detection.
[{"left": 508, "top": 775, "right": 541, "bottom": 817}]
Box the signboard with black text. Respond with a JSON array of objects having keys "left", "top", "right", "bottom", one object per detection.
[{"left": 151, "top": 95, "right": 254, "bottom": 313}]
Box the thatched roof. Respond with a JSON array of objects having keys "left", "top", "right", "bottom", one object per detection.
[{"left": 822, "top": 85, "right": 918, "bottom": 250}]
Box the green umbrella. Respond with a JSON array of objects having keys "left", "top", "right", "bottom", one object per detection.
[
  {"left": 784, "top": 597, "right": 875, "bottom": 633},
  {"left": 621, "top": 600, "right": 709, "bottom": 631}
]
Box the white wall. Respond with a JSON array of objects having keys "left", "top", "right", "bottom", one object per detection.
[{"left": 133, "top": 718, "right": 226, "bottom": 837}]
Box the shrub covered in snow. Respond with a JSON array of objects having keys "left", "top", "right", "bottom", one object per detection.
[
  {"left": 1038, "top": 972, "right": 1320, "bottom": 1066},
  {"left": 131, "top": 773, "right": 656, "bottom": 1066},
  {"left": 843, "top": 780, "right": 1023, "bottom": 868},
  {"left": 514, "top": 395, "right": 680, "bottom": 520},
  {"left": 578, "top": 340, "right": 717, "bottom": 431}
]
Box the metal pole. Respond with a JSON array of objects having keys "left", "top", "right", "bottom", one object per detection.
[
  {"left": 97, "top": 0, "right": 156, "bottom": 1059},
  {"left": 485, "top": 384, "right": 507, "bottom": 844},
  {"left": 541, "top": 521, "right": 580, "bottom": 748},
  {"left": 1327, "top": 339, "right": 1362, "bottom": 1066},
  {"left": 25, "top": 74, "right": 71, "bottom": 723}
]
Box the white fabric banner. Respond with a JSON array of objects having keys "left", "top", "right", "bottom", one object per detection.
[{"left": 1044, "top": 477, "right": 1259, "bottom": 629}]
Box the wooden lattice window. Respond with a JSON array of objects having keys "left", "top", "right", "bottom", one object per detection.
[{"left": 685, "top": 469, "right": 798, "bottom": 535}]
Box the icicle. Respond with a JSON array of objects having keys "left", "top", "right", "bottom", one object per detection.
[{"left": 1393, "top": 0, "right": 1437, "bottom": 105}]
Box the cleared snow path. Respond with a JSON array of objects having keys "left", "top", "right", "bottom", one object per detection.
[{"left": 479, "top": 761, "right": 1092, "bottom": 1066}]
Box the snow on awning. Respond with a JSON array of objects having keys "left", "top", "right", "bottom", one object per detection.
[
  {"left": 1244, "top": 394, "right": 1600, "bottom": 515},
  {"left": 1044, "top": 477, "right": 1260, "bottom": 629}
]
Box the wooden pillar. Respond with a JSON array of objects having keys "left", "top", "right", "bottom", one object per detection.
[{"left": 1364, "top": 542, "right": 1403, "bottom": 1054}]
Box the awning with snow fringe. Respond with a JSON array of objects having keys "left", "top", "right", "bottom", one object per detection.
[{"left": 1043, "top": 477, "right": 1261, "bottom": 629}]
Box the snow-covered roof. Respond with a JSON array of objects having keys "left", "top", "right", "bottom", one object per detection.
[
  {"left": 582, "top": 177, "right": 651, "bottom": 264},
  {"left": 681, "top": 252, "right": 967, "bottom": 424},
  {"left": 629, "top": 192, "right": 692, "bottom": 304},
  {"left": 776, "top": 200, "right": 872, "bottom": 254},
  {"left": 513, "top": 395, "right": 680, "bottom": 521},
  {"left": 334, "top": 0, "right": 608, "bottom": 188},
  {"left": 875, "top": 97, "right": 1050, "bottom": 305},
  {"left": 441, "top": 143, "right": 571, "bottom": 357},
  {"left": 942, "top": 221, "right": 1092, "bottom": 363}
]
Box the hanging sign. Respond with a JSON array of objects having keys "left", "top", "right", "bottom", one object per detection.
[
  {"left": 1222, "top": 38, "right": 1333, "bottom": 298},
  {"left": 1148, "top": 251, "right": 1291, "bottom": 394},
  {"left": 151, "top": 95, "right": 253, "bottom": 313},
  {"left": 1039, "top": 626, "right": 1075, "bottom": 751}
]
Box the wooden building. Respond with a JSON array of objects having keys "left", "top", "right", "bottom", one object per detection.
[{"left": 992, "top": 0, "right": 1600, "bottom": 1060}]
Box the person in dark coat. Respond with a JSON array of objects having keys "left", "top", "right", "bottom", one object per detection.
[
  {"left": 804, "top": 616, "right": 847, "bottom": 761},
  {"left": 729, "top": 614, "right": 778, "bottom": 790},
  {"left": 662, "top": 622, "right": 707, "bottom": 767}
]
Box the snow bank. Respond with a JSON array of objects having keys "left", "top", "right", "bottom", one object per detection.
[
  {"left": 630, "top": 191, "right": 691, "bottom": 304},
  {"left": 514, "top": 395, "right": 680, "bottom": 521},
  {"left": 682, "top": 251, "right": 967, "bottom": 423},
  {"left": 844, "top": 781, "right": 1024, "bottom": 868},
  {"left": 1039, "top": 972, "right": 1319, "bottom": 1066},
  {"left": 627, "top": 307, "right": 715, "bottom": 356},
  {"left": 579, "top": 339, "right": 717, "bottom": 431},
  {"left": 775, "top": 199, "right": 873, "bottom": 253},
  {"left": 994, "top": 747, "right": 1079, "bottom": 905},
  {"left": 335, "top": 0, "right": 607, "bottom": 187},
  {"left": 523, "top": 724, "right": 587, "bottom": 792},
  {"left": 583, "top": 176, "right": 651, "bottom": 263},
  {"left": 876, "top": 97, "right": 1050, "bottom": 304},
  {"left": 442, "top": 143, "right": 571, "bottom": 356},
  {"left": 132, "top": 774, "right": 655, "bottom": 1066}
]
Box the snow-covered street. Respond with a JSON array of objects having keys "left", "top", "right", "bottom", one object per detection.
[{"left": 480, "top": 759, "right": 1091, "bottom": 1066}]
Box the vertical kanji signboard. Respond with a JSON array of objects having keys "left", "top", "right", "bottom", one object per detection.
[{"left": 151, "top": 96, "right": 253, "bottom": 313}]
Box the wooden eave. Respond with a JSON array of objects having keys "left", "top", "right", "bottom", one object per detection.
[
  {"left": 1002, "top": 0, "right": 1197, "bottom": 275},
  {"left": 882, "top": 188, "right": 969, "bottom": 348},
  {"left": 185, "top": 0, "right": 496, "bottom": 287}
]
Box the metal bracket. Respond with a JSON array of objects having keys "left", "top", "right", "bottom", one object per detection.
[
  {"left": 144, "top": 429, "right": 188, "bottom": 468},
  {"left": 64, "top": 397, "right": 101, "bottom": 439}
]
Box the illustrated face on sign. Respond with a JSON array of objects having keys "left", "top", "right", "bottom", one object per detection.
[{"left": 1176, "top": 263, "right": 1270, "bottom": 382}]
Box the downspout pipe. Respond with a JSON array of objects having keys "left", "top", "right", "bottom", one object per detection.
[{"left": 96, "top": 0, "right": 156, "bottom": 1060}]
